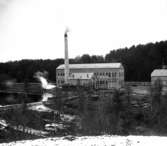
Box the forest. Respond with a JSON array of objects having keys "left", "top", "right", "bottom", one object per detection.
[{"left": 0, "top": 40, "right": 167, "bottom": 83}]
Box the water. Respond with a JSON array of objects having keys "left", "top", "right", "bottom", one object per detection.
[{"left": 36, "top": 76, "right": 56, "bottom": 90}]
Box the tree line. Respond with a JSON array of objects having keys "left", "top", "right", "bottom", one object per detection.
[{"left": 0, "top": 40, "right": 167, "bottom": 83}]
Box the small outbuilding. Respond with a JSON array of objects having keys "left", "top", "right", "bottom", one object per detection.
[{"left": 151, "top": 69, "right": 167, "bottom": 86}]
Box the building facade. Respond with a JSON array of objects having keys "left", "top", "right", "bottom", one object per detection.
[{"left": 56, "top": 63, "right": 124, "bottom": 89}]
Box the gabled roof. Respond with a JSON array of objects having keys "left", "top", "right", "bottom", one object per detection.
[
  {"left": 151, "top": 69, "right": 167, "bottom": 77},
  {"left": 57, "top": 63, "right": 122, "bottom": 69}
]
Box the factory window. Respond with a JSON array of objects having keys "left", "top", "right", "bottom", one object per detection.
[
  {"left": 119, "top": 81, "right": 122, "bottom": 85},
  {"left": 97, "top": 80, "right": 100, "bottom": 85},
  {"left": 112, "top": 78, "right": 117, "bottom": 82},
  {"left": 61, "top": 80, "right": 64, "bottom": 84},
  {"left": 109, "top": 72, "right": 111, "bottom": 77},
  {"left": 119, "top": 72, "right": 121, "bottom": 77},
  {"left": 95, "top": 81, "right": 98, "bottom": 87},
  {"left": 112, "top": 72, "right": 114, "bottom": 77},
  {"left": 105, "top": 80, "right": 108, "bottom": 84},
  {"left": 112, "top": 72, "right": 117, "bottom": 77}
]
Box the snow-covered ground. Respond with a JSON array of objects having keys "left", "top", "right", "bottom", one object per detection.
[{"left": 1, "top": 135, "right": 167, "bottom": 146}]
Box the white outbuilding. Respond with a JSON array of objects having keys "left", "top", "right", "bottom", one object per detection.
[{"left": 151, "top": 69, "right": 167, "bottom": 86}]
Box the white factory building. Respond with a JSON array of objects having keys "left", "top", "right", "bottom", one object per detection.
[
  {"left": 56, "top": 63, "right": 124, "bottom": 89},
  {"left": 57, "top": 30, "right": 124, "bottom": 89}
]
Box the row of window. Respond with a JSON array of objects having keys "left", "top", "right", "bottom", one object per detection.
[
  {"left": 57, "top": 79, "right": 123, "bottom": 85},
  {"left": 57, "top": 72, "right": 124, "bottom": 77},
  {"left": 57, "top": 80, "right": 124, "bottom": 90},
  {"left": 94, "top": 72, "right": 117, "bottom": 77},
  {"left": 57, "top": 80, "right": 64, "bottom": 84},
  {"left": 57, "top": 72, "right": 65, "bottom": 76},
  {"left": 95, "top": 79, "right": 117, "bottom": 84},
  {"left": 94, "top": 80, "right": 123, "bottom": 88}
]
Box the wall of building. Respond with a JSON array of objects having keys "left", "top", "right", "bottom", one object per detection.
[
  {"left": 56, "top": 67, "right": 124, "bottom": 89},
  {"left": 151, "top": 76, "right": 167, "bottom": 86}
]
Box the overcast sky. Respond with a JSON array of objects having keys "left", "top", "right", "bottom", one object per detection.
[{"left": 0, "top": 0, "right": 167, "bottom": 62}]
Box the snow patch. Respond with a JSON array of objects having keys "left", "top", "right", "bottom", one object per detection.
[{"left": 1, "top": 135, "right": 167, "bottom": 146}]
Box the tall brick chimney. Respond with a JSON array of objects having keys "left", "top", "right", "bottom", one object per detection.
[{"left": 64, "top": 29, "right": 69, "bottom": 84}]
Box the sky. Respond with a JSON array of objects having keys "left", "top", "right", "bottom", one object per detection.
[{"left": 0, "top": 0, "right": 167, "bottom": 62}]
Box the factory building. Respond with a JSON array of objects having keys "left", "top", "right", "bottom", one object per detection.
[
  {"left": 56, "top": 63, "right": 124, "bottom": 89},
  {"left": 57, "top": 30, "right": 124, "bottom": 89}
]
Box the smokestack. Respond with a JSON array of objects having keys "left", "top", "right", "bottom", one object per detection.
[{"left": 64, "top": 29, "right": 69, "bottom": 84}]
